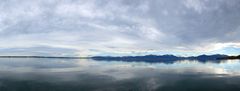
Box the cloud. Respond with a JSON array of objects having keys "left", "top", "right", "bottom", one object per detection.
[{"left": 0, "top": 0, "right": 240, "bottom": 56}]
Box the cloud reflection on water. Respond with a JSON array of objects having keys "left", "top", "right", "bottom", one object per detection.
[
  {"left": 0, "top": 58, "right": 240, "bottom": 91},
  {"left": 0, "top": 58, "right": 240, "bottom": 78}
]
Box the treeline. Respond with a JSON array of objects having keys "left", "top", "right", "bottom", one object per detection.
[{"left": 217, "top": 55, "right": 240, "bottom": 60}]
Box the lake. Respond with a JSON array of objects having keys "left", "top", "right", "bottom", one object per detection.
[{"left": 0, "top": 58, "right": 240, "bottom": 91}]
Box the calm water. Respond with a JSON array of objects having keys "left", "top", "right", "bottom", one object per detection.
[{"left": 0, "top": 58, "right": 240, "bottom": 91}]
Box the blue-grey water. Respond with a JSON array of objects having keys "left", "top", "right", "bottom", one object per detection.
[{"left": 0, "top": 58, "right": 240, "bottom": 91}]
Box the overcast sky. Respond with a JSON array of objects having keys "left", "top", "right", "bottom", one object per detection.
[{"left": 0, "top": 0, "right": 240, "bottom": 56}]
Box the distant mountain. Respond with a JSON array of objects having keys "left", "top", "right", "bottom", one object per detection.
[
  {"left": 92, "top": 54, "right": 182, "bottom": 63},
  {"left": 92, "top": 54, "right": 229, "bottom": 63},
  {"left": 188, "top": 54, "right": 228, "bottom": 62}
]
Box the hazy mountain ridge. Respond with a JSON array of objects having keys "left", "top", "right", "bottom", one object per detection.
[{"left": 92, "top": 54, "right": 230, "bottom": 63}]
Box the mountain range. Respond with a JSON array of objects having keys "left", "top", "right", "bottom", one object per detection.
[{"left": 92, "top": 54, "right": 240, "bottom": 63}]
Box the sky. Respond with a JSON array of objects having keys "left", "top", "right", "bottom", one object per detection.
[{"left": 0, "top": 0, "right": 240, "bottom": 57}]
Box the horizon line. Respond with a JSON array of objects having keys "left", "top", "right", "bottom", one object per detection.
[{"left": 0, "top": 54, "right": 237, "bottom": 58}]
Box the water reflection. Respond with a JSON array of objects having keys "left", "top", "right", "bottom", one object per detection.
[{"left": 0, "top": 58, "right": 240, "bottom": 91}]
